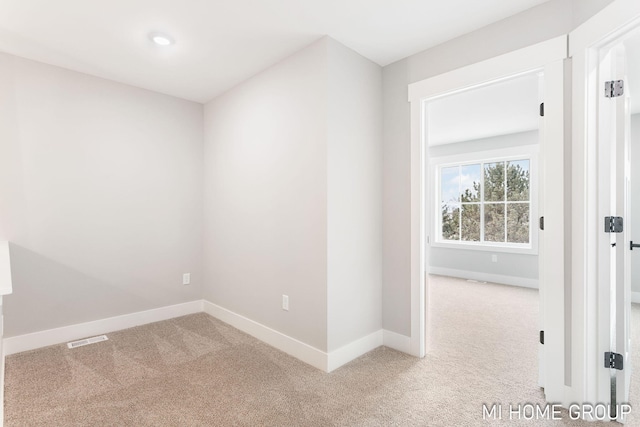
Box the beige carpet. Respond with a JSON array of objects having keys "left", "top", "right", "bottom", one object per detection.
[{"left": 3, "top": 276, "right": 629, "bottom": 426}]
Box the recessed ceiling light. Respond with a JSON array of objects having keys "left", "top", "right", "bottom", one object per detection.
[{"left": 149, "top": 33, "right": 174, "bottom": 46}]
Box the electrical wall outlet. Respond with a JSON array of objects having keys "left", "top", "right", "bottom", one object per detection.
[
  {"left": 182, "top": 273, "right": 191, "bottom": 285},
  {"left": 491, "top": 254, "right": 498, "bottom": 263},
  {"left": 282, "top": 295, "right": 289, "bottom": 311}
]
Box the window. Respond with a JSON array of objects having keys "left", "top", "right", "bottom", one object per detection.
[{"left": 438, "top": 156, "right": 532, "bottom": 249}]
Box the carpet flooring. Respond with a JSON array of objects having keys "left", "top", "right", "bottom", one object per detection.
[{"left": 4, "top": 276, "right": 634, "bottom": 426}]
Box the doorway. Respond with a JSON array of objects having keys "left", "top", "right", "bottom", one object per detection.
[
  {"left": 423, "top": 71, "right": 543, "bottom": 400},
  {"left": 408, "top": 36, "right": 568, "bottom": 404}
]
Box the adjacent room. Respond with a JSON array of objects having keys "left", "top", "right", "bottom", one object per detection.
[
  {"left": 423, "top": 70, "right": 543, "bottom": 397},
  {"left": 0, "top": 0, "right": 632, "bottom": 425}
]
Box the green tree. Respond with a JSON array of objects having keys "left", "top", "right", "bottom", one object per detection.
[
  {"left": 442, "top": 204, "right": 460, "bottom": 240},
  {"left": 461, "top": 204, "right": 480, "bottom": 241},
  {"left": 507, "top": 203, "right": 529, "bottom": 243},
  {"left": 441, "top": 160, "right": 530, "bottom": 244},
  {"left": 505, "top": 161, "right": 530, "bottom": 243},
  {"left": 460, "top": 183, "right": 480, "bottom": 203},
  {"left": 506, "top": 161, "right": 530, "bottom": 201},
  {"left": 484, "top": 162, "right": 504, "bottom": 202}
]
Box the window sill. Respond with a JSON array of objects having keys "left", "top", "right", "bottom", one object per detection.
[{"left": 430, "top": 240, "right": 538, "bottom": 255}]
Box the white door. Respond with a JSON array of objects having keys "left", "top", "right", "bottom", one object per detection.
[
  {"left": 597, "top": 43, "right": 632, "bottom": 421},
  {"left": 569, "top": 0, "right": 640, "bottom": 419},
  {"left": 539, "top": 59, "right": 567, "bottom": 403}
]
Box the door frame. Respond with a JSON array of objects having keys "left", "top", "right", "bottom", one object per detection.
[
  {"left": 407, "top": 36, "right": 568, "bottom": 402},
  {"left": 570, "top": 0, "right": 640, "bottom": 418}
]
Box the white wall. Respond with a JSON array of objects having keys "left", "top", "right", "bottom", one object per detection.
[
  {"left": 631, "top": 114, "right": 640, "bottom": 293},
  {"left": 571, "top": 0, "right": 615, "bottom": 27},
  {"left": 203, "top": 37, "right": 383, "bottom": 354},
  {"left": 326, "top": 39, "right": 382, "bottom": 352},
  {"left": 381, "top": 0, "right": 612, "bottom": 336},
  {"left": 0, "top": 53, "right": 204, "bottom": 337},
  {"left": 203, "top": 39, "right": 329, "bottom": 351}
]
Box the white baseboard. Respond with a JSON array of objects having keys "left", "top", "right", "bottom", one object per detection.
[
  {"left": 382, "top": 329, "right": 412, "bottom": 354},
  {"left": 202, "top": 300, "right": 329, "bottom": 371},
  {"left": 632, "top": 292, "right": 640, "bottom": 304},
  {"left": 327, "top": 330, "right": 383, "bottom": 372},
  {"left": 428, "top": 267, "right": 538, "bottom": 289},
  {"left": 202, "top": 301, "right": 402, "bottom": 373},
  {"left": 3, "top": 300, "right": 203, "bottom": 356},
  {"left": 3, "top": 299, "right": 416, "bottom": 377}
]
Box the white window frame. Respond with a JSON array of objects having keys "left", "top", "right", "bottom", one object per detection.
[{"left": 430, "top": 145, "right": 539, "bottom": 254}]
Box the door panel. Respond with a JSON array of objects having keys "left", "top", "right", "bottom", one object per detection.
[
  {"left": 615, "top": 47, "right": 632, "bottom": 419},
  {"left": 598, "top": 44, "right": 631, "bottom": 421},
  {"left": 540, "top": 59, "right": 566, "bottom": 403},
  {"left": 569, "top": 0, "right": 640, "bottom": 419}
]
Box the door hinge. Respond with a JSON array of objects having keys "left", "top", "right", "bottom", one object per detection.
[
  {"left": 605, "top": 352, "right": 624, "bottom": 370},
  {"left": 539, "top": 102, "right": 544, "bottom": 117},
  {"left": 604, "top": 216, "right": 623, "bottom": 233},
  {"left": 539, "top": 330, "right": 544, "bottom": 345},
  {"left": 605, "top": 80, "right": 624, "bottom": 98},
  {"left": 539, "top": 216, "right": 544, "bottom": 231}
]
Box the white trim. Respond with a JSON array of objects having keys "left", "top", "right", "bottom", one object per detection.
[
  {"left": 0, "top": 242, "right": 13, "bottom": 296},
  {"left": 537, "top": 58, "right": 568, "bottom": 405},
  {"left": 410, "top": 98, "right": 426, "bottom": 358},
  {"left": 430, "top": 241, "right": 536, "bottom": 255},
  {"left": 428, "top": 267, "right": 538, "bottom": 289},
  {"left": 408, "top": 36, "right": 567, "bottom": 102},
  {"left": 327, "top": 330, "right": 383, "bottom": 372},
  {"left": 202, "top": 302, "right": 421, "bottom": 372},
  {"left": 202, "top": 300, "right": 329, "bottom": 371},
  {"left": 632, "top": 292, "right": 640, "bottom": 304},
  {"left": 382, "top": 330, "right": 412, "bottom": 354},
  {"left": 3, "top": 300, "right": 203, "bottom": 356},
  {"left": 570, "top": 42, "right": 599, "bottom": 412}
]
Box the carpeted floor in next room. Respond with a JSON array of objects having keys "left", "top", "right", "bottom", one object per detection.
[{"left": 4, "top": 275, "right": 632, "bottom": 426}]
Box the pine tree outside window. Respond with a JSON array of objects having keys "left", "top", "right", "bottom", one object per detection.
[{"left": 438, "top": 157, "right": 532, "bottom": 248}]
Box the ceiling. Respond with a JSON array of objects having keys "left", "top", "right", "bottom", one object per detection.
[
  {"left": 0, "top": 0, "right": 550, "bottom": 103},
  {"left": 426, "top": 72, "right": 540, "bottom": 146}
]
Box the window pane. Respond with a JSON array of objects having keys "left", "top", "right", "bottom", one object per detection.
[
  {"left": 484, "top": 162, "right": 505, "bottom": 202},
  {"left": 507, "top": 160, "right": 530, "bottom": 201},
  {"left": 461, "top": 204, "right": 480, "bottom": 241},
  {"left": 507, "top": 203, "right": 530, "bottom": 244},
  {"left": 460, "top": 164, "right": 481, "bottom": 202},
  {"left": 441, "top": 166, "right": 459, "bottom": 204},
  {"left": 442, "top": 203, "right": 460, "bottom": 241},
  {"left": 484, "top": 203, "right": 505, "bottom": 242}
]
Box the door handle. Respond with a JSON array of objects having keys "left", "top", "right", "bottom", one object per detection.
[{"left": 631, "top": 241, "right": 640, "bottom": 251}]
